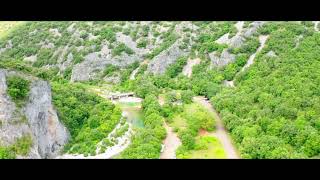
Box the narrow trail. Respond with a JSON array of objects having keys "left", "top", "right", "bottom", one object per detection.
[
  {"left": 158, "top": 96, "right": 181, "bottom": 159},
  {"left": 193, "top": 96, "right": 240, "bottom": 159},
  {"left": 160, "top": 122, "right": 182, "bottom": 159}
]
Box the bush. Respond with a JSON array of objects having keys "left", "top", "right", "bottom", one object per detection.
[
  {"left": 112, "top": 43, "right": 134, "bottom": 57},
  {"left": 166, "top": 56, "right": 188, "bottom": 78},
  {"left": 137, "top": 39, "right": 148, "bottom": 48},
  {"left": 10, "top": 135, "right": 33, "bottom": 156},
  {"left": 146, "top": 33, "right": 178, "bottom": 59},
  {"left": 102, "top": 64, "right": 119, "bottom": 77},
  {"left": 180, "top": 130, "right": 196, "bottom": 150},
  {"left": 0, "top": 147, "right": 15, "bottom": 159},
  {"left": 33, "top": 49, "right": 55, "bottom": 67},
  {"left": 0, "top": 135, "right": 33, "bottom": 159},
  {"left": 99, "top": 27, "right": 116, "bottom": 43},
  {"left": 7, "top": 75, "right": 30, "bottom": 105}
]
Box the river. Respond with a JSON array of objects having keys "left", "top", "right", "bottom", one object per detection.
[{"left": 56, "top": 96, "right": 144, "bottom": 159}]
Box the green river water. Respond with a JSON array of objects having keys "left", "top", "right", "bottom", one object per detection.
[{"left": 116, "top": 101, "right": 144, "bottom": 128}]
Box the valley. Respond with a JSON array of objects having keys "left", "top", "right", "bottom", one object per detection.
[{"left": 1, "top": 21, "right": 320, "bottom": 159}]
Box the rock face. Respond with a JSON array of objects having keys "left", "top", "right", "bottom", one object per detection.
[
  {"left": 209, "top": 49, "right": 235, "bottom": 67},
  {"left": 216, "top": 33, "right": 230, "bottom": 44},
  {"left": 148, "top": 40, "right": 188, "bottom": 74},
  {"left": 70, "top": 37, "right": 145, "bottom": 82},
  {"left": 216, "top": 21, "right": 266, "bottom": 49},
  {"left": 210, "top": 21, "right": 266, "bottom": 68},
  {"left": 0, "top": 69, "right": 69, "bottom": 159},
  {"left": 71, "top": 50, "right": 142, "bottom": 82},
  {"left": 243, "top": 21, "right": 265, "bottom": 38},
  {"left": 0, "top": 70, "right": 32, "bottom": 150},
  {"left": 25, "top": 80, "right": 69, "bottom": 158},
  {"left": 116, "top": 32, "right": 148, "bottom": 55}
]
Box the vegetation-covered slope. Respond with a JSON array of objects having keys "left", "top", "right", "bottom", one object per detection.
[
  {"left": 212, "top": 22, "right": 320, "bottom": 158},
  {"left": 1, "top": 21, "right": 320, "bottom": 159}
]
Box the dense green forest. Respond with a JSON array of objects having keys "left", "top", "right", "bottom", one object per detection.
[
  {"left": 0, "top": 21, "right": 319, "bottom": 159},
  {"left": 212, "top": 24, "right": 320, "bottom": 158},
  {"left": 52, "top": 83, "right": 122, "bottom": 156}
]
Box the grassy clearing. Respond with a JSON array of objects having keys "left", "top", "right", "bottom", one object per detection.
[
  {"left": 186, "top": 135, "right": 226, "bottom": 159},
  {"left": 170, "top": 115, "right": 188, "bottom": 132}
]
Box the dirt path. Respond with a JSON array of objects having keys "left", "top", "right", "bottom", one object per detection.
[
  {"left": 182, "top": 58, "right": 201, "bottom": 78},
  {"left": 160, "top": 122, "right": 182, "bottom": 159},
  {"left": 158, "top": 96, "right": 181, "bottom": 159},
  {"left": 193, "top": 96, "right": 240, "bottom": 159}
]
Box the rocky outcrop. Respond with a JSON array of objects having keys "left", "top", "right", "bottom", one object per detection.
[
  {"left": 266, "top": 50, "right": 277, "bottom": 57},
  {"left": 0, "top": 70, "right": 32, "bottom": 150},
  {"left": 147, "top": 40, "right": 188, "bottom": 74},
  {"left": 71, "top": 45, "right": 143, "bottom": 82},
  {"left": 23, "top": 55, "right": 37, "bottom": 63},
  {"left": 0, "top": 69, "right": 69, "bottom": 159},
  {"left": 243, "top": 21, "right": 265, "bottom": 38},
  {"left": 231, "top": 21, "right": 265, "bottom": 48},
  {"left": 209, "top": 49, "right": 235, "bottom": 67},
  {"left": 49, "top": 28, "right": 61, "bottom": 37},
  {"left": 216, "top": 21, "right": 266, "bottom": 48},
  {"left": 58, "top": 52, "right": 74, "bottom": 72},
  {"left": 25, "top": 80, "right": 69, "bottom": 159},
  {"left": 116, "top": 32, "right": 148, "bottom": 55},
  {"left": 104, "top": 73, "right": 121, "bottom": 84},
  {"left": 211, "top": 21, "right": 266, "bottom": 68},
  {"left": 216, "top": 33, "right": 230, "bottom": 44}
]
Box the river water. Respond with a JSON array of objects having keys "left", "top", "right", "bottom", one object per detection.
[
  {"left": 56, "top": 96, "right": 144, "bottom": 159},
  {"left": 114, "top": 97, "right": 144, "bottom": 128}
]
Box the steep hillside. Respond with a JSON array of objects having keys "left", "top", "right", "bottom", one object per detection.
[
  {"left": 1, "top": 21, "right": 319, "bottom": 159},
  {"left": 212, "top": 22, "right": 320, "bottom": 158},
  {"left": 0, "top": 69, "right": 68, "bottom": 158}
]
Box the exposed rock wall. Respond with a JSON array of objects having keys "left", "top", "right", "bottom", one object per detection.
[
  {"left": 209, "top": 49, "right": 235, "bottom": 67},
  {"left": 0, "top": 70, "right": 32, "bottom": 150},
  {"left": 25, "top": 80, "right": 69, "bottom": 158},
  {"left": 0, "top": 69, "right": 69, "bottom": 159},
  {"left": 147, "top": 40, "right": 188, "bottom": 74}
]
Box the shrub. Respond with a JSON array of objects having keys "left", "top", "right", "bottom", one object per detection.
[
  {"left": 112, "top": 43, "right": 134, "bottom": 57},
  {"left": 7, "top": 75, "right": 30, "bottom": 104}
]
